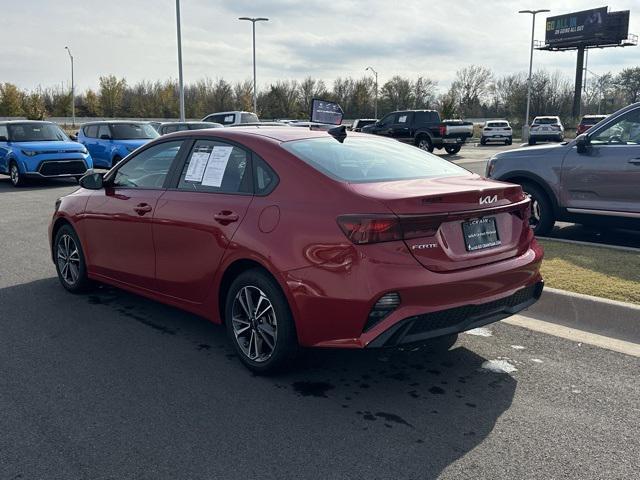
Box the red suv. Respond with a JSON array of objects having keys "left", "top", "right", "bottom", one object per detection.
[{"left": 50, "top": 127, "right": 543, "bottom": 373}]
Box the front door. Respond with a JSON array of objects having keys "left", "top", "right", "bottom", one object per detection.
[
  {"left": 561, "top": 107, "right": 640, "bottom": 215},
  {"left": 153, "top": 139, "right": 254, "bottom": 303},
  {"left": 81, "top": 140, "right": 185, "bottom": 290}
]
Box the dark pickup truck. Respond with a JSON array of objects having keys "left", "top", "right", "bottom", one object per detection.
[{"left": 361, "top": 110, "right": 473, "bottom": 154}]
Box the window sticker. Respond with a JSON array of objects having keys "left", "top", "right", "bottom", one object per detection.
[
  {"left": 201, "top": 146, "right": 234, "bottom": 187},
  {"left": 185, "top": 150, "right": 211, "bottom": 182}
]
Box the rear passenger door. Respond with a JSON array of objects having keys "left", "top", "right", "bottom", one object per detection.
[
  {"left": 153, "top": 138, "right": 254, "bottom": 302},
  {"left": 0, "top": 125, "right": 9, "bottom": 173}
]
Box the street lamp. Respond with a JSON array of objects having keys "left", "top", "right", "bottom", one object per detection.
[
  {"left": 519, "top": 9, "right": 550, "bottom": 140},
  {"left": 176, "top": 0, "right": 185, "bottom": 121},
  {"left": 64, "top": 46, "right": 75, "bottom": 127},
  {"left": 365, "top": 66, "right": 378, "bottom": 119},
  {"left": 238, "top": 17, "right": 269, "bottom": 113}
]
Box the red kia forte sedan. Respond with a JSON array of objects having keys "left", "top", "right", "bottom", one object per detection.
[{"left": 49, "top": 127, "right": 543, "bottom": 373}]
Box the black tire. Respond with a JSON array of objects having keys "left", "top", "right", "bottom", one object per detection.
[
  {"left": 225, "top": 268, "right": 298, "bottom": 374},
  {"left": 9, "top": 161, "right": 26, "bottom": 187},
  {"left": 74, "top": 176, "right": 83, "bottom": 183},
  {"left": 528, "top": 138, "right": 536, "bottom": 146},
  {"left": 506, "top": 137, "right": 512, "bottom": 145},
  {"left": 520, "top": 181, "right": 554, "bottom": 235},
  {"left": 111, "top": 156, "right": 122, "bottom": 168},
  {"left": 423, "top": 333, "right": 458, "bottom": 353},
  {"left": 54, "top": 224, "right": 92, "bottom": 293},
  {"left": 480, "top": 137, "right": 487, "bottom": 145},
  {"left": 444, "top": 145, "right": 461, "bottom": 155},
  {"left": 415, "top": 135, "right": 434, "bottom": 153}
]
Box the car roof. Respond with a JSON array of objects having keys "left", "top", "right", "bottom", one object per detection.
[
  {"left": 164, "top": 126, "right": 365, "bottom": 143},
  {"left": 159, "top": 121, "right": 218, "bottom": 126},
  {"left": 0, "top": 120, "right": 54, "bottom": 125},
  {"left": 205, "top": 111, "right": 253, "bottom": 115},
  {"left": 83, "top": 120, "right": 152, "bottom": 125}
]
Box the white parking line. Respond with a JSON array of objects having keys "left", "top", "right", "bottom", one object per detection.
[{"left": 504, "top": 315, "right": 640, "bottom": 358}]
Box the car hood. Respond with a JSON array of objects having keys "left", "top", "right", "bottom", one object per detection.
[
  {"left": 14, "top": 140, "right": 86, "bottom": 153},
  {"left": 494, "top": 142, "right": 569, "bottom": 159}
]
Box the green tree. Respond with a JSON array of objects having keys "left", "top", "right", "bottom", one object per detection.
[
  {"left": 615, "top": 67, "right": 640, "bottom": 104},
  {"left": 0, "top": 83, "right": 24, "bottom": 117},
  {"left": 22, "top": 91, "right": 47, "bottom": 120},
  {"left": 99, "top": 75, "right": 127, "bottom": 117}
]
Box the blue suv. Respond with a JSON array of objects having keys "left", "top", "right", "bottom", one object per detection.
[
  {"left": 0, "top": 121, "right": 93, "bottom": 187},
  {"left": 78, "top": 121, "right": 159, "bottom": 168}
]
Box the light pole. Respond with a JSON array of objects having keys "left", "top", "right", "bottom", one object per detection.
[
  {"left": 239, "top": 17, "right": 269, "bottom": 113},
  {"left": 176, "top": 0, "right": 185, "bottom": 121},
  {"left": 519, "top": 9, "right": 549, "bottom": 140},
  {"left": 365, "top": 66, "right": 378, "bottom": 119},
  {"left": 64, "top": 46, "right": 75, "bottom": 126}
]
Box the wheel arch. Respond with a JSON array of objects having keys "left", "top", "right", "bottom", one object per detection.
[
  {"left": 50, "top": 217, "right": 74, "bottom": 262},
  {"left": 216, "top": 257, "right": 300, "bottom": 337},
  {"left": 497, "top": 171, "right": 560, "bottom": 215}
]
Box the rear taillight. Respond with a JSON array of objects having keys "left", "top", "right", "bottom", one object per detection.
[
  {"left": 337, "top": 215, "right": 440, "bottom": 244},
  {"left": 505, "top": 127, "right": 512, "bottom": 130},
  {"left": 337, "top": 215, "right": 402, "bottom": 244},
  {"left": 439, "top": 125, "right": 446, "bottom": 136},
  {"left": 551, "top": 124, "right": 560, "bottom": 130},
  {"left": 485, "top": 127, "right": 493, "bottom": 131}
]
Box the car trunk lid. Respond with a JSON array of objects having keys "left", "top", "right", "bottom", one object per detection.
[{"left": 348, "top": 175, "right": 532, "bottom": 272}]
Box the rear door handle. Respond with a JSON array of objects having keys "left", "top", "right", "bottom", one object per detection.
[
  {"left": 214, "top": 211, "right": 239, "bottom": 225},
  {"left": 134, "top": 203, "right": 153, "bottom": 215}
]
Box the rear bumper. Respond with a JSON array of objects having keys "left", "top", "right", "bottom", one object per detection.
[
  {"left": 367, "top": 281, "right": 543, "bottom": 347},
  {"left": 530, "top": 133, "right": 563, "bottom": 141},
  {"left": 284, "top": 239, "right": 544, "bottom": 348}
]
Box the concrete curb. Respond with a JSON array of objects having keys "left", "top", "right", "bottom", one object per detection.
[{"left": 522, "top": 287, "right": 640, "bottom": 344}]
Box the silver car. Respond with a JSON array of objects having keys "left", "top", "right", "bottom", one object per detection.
[{"left": 487, "top": 102, "right": 640, "bottom": 235}]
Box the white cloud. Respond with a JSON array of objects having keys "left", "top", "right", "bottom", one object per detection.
[{"left": 1, "top": 0, "right": 638, "bottom": 93}]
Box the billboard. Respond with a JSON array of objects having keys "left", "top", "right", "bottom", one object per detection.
[
  {"left": 545, "top": 7, "right": 630, "bottom": 48},
  {"left": 310, "top": 99, "right": 344, "bottom": 125}
]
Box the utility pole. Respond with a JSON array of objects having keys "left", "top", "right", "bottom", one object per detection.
[
  {"left": 519, "top": 9, "right": 550, "bottom": 140},
  {"left": 176, "top": 0, "right": 185, "bottom": 121},
  {"left": 239, "top": 17, "right": 269, "bottom": 113},
  {"left": 366, "top": 66, "right": 378, "bottom": 119},
  {"left": 64, "top": 46, "right": 75, "bottom": 126}
]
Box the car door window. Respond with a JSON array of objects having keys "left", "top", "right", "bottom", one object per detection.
[
  {"left": 113, "top": 141, "right": 183, "bottom": 189},
  {"left": 85, "top": 125, "right": 98, "bottom": 138},
  {"left": 0, "top": 125, "right": 8, "bottom": 141},
  {"left": 254, "top": 156, "right": 279, "bottom": 195},
  {"left": 177, "top": 140, "right": 252, "bottom": 194},
  {"left": 397, "top": 114, "right": 408, "bottom": 124},
  {"left": 591, "top": 109, "right": 640, "bottom": 145},
  {"left": 379, "top": 114, "right": 397, "bottom": 127},
  {"left": 98, "top": 125, "right": 110, "bottom": 139}
]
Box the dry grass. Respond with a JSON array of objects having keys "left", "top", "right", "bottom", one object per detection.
[{"left": 539, "top": 239, "right": 640, "bottom": 305}]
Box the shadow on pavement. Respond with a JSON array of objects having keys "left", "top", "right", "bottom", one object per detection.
[{"left": 1, "top": 278, "right": 516, "bottom": 479}]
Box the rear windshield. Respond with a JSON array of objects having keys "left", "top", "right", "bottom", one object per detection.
[
  {"left": 110, "top": 123, "right": 159, "bottom": 140},
  {"left": 581, "top": 116, "right": 606, "bottom": 125},
  {"left": 240, "top": 113, "right": 259, "bottom": 123},
  {"left": 487, "top": 122, "right": 509, "bottom": 127},
  {"left": 282, "top": 136, "right": 468, "bottom": 183},
  {"left": 8, "top": 123, "right": 68, "bottom": 142},
  {"left": 533, "top": 117, "right": 559, "bottom": 125}
]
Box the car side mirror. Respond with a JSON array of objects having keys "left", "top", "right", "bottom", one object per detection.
[
  {"left": 69, "top": 133, "right": 78, "bottom": 141},
  {"left": 575, "top": 134, "right": 591, "bottom": 154},
  {"left": 99, "top": 134, "right": 112, "bottom": 140},
  {"left": 79, "top": 172, "right": 104, "bottom": 190}
]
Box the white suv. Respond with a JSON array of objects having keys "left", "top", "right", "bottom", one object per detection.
[
  {"left": 529, "top": 116, "right": 564, "bottom": 145},
  {"left": 202, "top": 111, "right": 259, "bottom": 126},
  {"left": 480, "top": 120, "right": 513, "bottom": 145}
]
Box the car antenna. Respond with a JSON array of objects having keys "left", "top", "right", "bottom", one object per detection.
[{"left": 327, "top": 125, "right": 347, "bottom": 143}]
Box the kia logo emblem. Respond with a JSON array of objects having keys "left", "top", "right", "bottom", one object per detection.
[{"left": 479, "top": 195, "right": 498, "bottom": 205}]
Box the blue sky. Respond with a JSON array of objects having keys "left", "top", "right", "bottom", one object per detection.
[{"left": 0, "top": 0, "right": 638, "bottom": 93}]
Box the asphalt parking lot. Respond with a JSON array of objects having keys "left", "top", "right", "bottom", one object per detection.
[
  {"left": 1, "top": 177, "right": 639, "bottom": 479},
  {"left": 439, "top": 143, "right": 640, "bottom": 249}
]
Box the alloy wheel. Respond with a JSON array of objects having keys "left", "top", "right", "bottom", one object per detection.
[
  {"left": 529, "top": 196, "right": 541, "bottom": 228},
  {"left": 57, "top": 234, "right": 81, "bottom": 286},
  {"left": 417, "top": 139, "right": 431, "bottom": 151},
  {"left": 10, "top": 164, "right": 19, "bottom": 186},
  {"left": 232, "top": 286, "right": 278, "bottom": 363}
]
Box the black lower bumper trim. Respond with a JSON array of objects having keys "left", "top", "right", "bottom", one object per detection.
[{"left": 367, "top": 281, "right": 544, "bottom": 348}]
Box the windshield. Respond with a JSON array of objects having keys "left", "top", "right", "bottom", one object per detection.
[
  {"left": 533, "top": 118, "right": 559, "bottom": 125},
  {"left": 487, "top": 122, "right": 509, "bottom": 127},
  {"left": 282, "top": 136, "right": 468, "bottom": 183},
  {"left": 110, "top": 123, "right": 159, "bottom": 140},
  {"left": 7, "top": 123, "right": 69, "bottom": 142},
  {"left": 582, "top": 116, "right": 606, "bottom": 125}
]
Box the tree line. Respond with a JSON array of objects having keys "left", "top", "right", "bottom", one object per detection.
[{"left": 1, "top": 66, "right": 639, "bottom": 128}]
